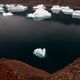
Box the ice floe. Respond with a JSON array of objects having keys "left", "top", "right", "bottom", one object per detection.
[
  {"left": 27, "top": 8, "right": 51, "bottom": 20},
  {"left": 72, "top": 10, "right": 80, "bottom": 19},
  {"left": 61, "top": 6, "right": 73, "bottom": 15},
  {"left": 33, "top": 48, "right": 46, "bottom": 58},
  {"left": 3, "top": 12, "right": 13, "bottom": 16},
  {"left": 0, "top": 7, "right": 4, "bottom": 13},
  {"left": 51, "top": 5, "right": 61, "bottom": 14},
  {"left": 33, "top": 4, "right": 46, "bottom": 10},
  {"left": 7, "top": 4, "right": 27, "bottom": 12}
]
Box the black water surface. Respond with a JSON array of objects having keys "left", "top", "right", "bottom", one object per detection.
[{"left": 0, "top": 12, "right": 79, "bottom": 73}]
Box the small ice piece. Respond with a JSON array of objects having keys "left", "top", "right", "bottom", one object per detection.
[
  {"left": 33, "top": 48, "right": 46, "bottom": 58},
  {"left": 27, "top": 8, "right": 51, "bottom": 20},
  {"left": 7, "top": 4, "right": 27, "bottom": 12},
  {"left": 72, "top": 10, "right": 80, "bottom": 19},
  {"left": 33, "top": 4, "right": 46, "bottom": 10},
  {"left": 3, "top": 12, "right": 13, "bottom": 16},
  {"left": 51, "top": 5, "right": 61, "bottom": 14}
]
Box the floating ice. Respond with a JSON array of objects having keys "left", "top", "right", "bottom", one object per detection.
[
  {"left": 61, "top": 6, "right": 70, "bottom": 10},
  {"left": 72, "top": 10, "right": 80, "bottom": 19},
  {"left": 51, "top": 5, "right": 61, "bottom": 14},
  {"left": 0, "top": 4, "right": 4, "bottom": 7},
  {"left": 33, "top": 48, "right": 46, "bottom": 58},
  {"left": 27, "top": 8, "right": 51, "bottom": 20},
  {"left": 7, "top": 4, "right": 27, "bottom": 12},
  {"left": 61, "top": 6, "right": 73, "bottom": 15},
  {"left": 3, "top": 12, "right": 13, "bottom": 16},
  {"left": 62, "top": 9, "right": 73, "bottom": 15},
  {"left": 33, "top": 4, "right": 46, "bottom": 10},
  {"left": 0, "top": 7, "right": 4, "bottom": 13}
]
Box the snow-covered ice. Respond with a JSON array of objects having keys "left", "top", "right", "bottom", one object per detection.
[
  {"left": 7, "top": 4, "right": 27, "bottom": 12},
  {"left": 33, "top": 4, "right": 46, "bottom": 10},
  {"left": 51, "top": 5, "right": 61, "bottom": 14},
  {"left": 33, "top": 48, "right": 46, "bottom": 58},
  {"left": 72, "top": 10, "right": 80, "bottom": 19},
  {"left": 3, "top": 12, "right": 13, "bottom": 16},
  {"left": 27, "top": 8, "right": 51, "bottom": 20}
]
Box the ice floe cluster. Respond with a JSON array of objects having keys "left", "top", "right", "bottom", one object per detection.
[
  {"left": 51, "top": 5, "right": 80, "bottom": 19},
  {"left": 27, "top": 4, "right": 51, "bottom": 20},
  {"left": 0, "top": 4, "right": 28, "bottom": 16},
  {"left": 33, "top": 48, "right": 46, "bottom": 58},
  {"left": 0, "top": 4, "right": 80, "bottom": 19}
]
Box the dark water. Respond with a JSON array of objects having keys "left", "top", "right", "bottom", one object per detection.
[{"left": 0, "top": 13, "right": 80, "bottom": 73}]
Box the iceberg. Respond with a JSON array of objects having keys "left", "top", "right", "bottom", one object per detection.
[
  {"left": 7, "top": 4, "right": 27, "bottom": 12},
  {"left": 51, "top": 5, "right": 61, "bottom": 14},
  {"left": 61, "top": 6, "right": 70, "bottom": 10},
  {"left": 33, "top": 48, "right": 46, "bottom": 58},
  {"left": 61, "top": 6, "right": 73, "bottom": 15},
  {"left": 72, "top": 10, "right": 80, "bottom": 19},
  {"left": 27, "top": 8, "right": 51, "bottom": 20},
  {"left": 3, "top": 12, "right": 13, "bottom": 16},
  {"left": 0, "top": 7, "right": 4, "bottom": 13},
  {"left": 62, "top": 9, "right": 73, "bottom": 15},
  {"left": 33, "top": 4, "right": 46, "bottom": 10}
]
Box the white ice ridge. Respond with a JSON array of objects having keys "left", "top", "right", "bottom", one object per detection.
[
  {"left": 72, "top": 10, "right": 80, "bottom": 19},
  {"left": 7, "top": 4, "right": 27, "bottom": 12},
  {"left": 61, "top": 6, "right": 73, "bottom": 15},
  {"left": 27, "top": 8, "right": 51, "bottom": 20},
  {"left": 33, "top": 48, "right": 46, "bottom": 58},
  {"left": 3, "top": 12, "right": 13, "bottom": 16},
  {"left": 33, "top": 4, "right": 46, "bottom": 10},
  {"left": 51, "top": 5, "right": 61, "bottom": 14}
]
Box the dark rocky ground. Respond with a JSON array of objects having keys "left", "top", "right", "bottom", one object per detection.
[{"left": 0, "top": 0, "right": 80, "bottom": 9}]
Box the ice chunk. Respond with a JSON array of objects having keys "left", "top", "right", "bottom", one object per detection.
[
  {"left": 62, "top": 9, "right": 73, "bottom": 15},
  {"left": 0, "top": 7, "right": 4, "bottom": 13},
  {"left": 7, "top": 4, "right": 27, "bottom": 12},
  {"left": 27, "top": 8, "right": 51, "bottom": 20},
  {"left": 0, "top": 4, "right": 4, "bottom": 7},
  {"left": 33, "top": 4, "right": 46, "bottom": 10},
  {"left": 3, "top": 12, "right": 13, "bottom": 16},
  {"left": 33, "top": 48, "right": 46, "bottom": 58},
  {"left": 51, "top": 5, "right": 61, "bottom": 14},
  {"left": 61, "top": 6, "right": 70, "bottom": 10},
  {"left": 72, "top": 10, "right": 80, "bottom": 19}
]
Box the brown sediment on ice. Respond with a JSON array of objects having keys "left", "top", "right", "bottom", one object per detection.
[
  {"left": 0, "top": 58, "right": 50, "bottom": 80},
  {"left": 46, "top": 58, "right": 80, "bottom": 80}
]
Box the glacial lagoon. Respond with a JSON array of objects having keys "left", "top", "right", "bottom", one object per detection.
[{"left": 0, "top": 11, "right": 80, "bottom": 73}]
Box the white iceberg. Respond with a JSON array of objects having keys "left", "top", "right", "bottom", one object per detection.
[
  {"left": 33, "top": 4, "right": 46, "bottom": 10},
  {"left": 72, "top": 10, "right": 80, "bottom": 19},
  {"left": 61, "top": 6, "right": 73, "bottom": 15},
  {"left": 0, "top": 4, "right": 4, "bottom": 7},
  {"left": 61, "top": 6, "right": 70, "bottom": 10},
  {"left": 3, "top": 12, "right": 13, "bottom": 16},
  {"left": 0, "top": 7, "right": 4, "bottom": 13},
  {"left": 27, "top": 8, "right": 51, "bottom": 20},
  {"left": 33, "top": 48, "right": 46, "bottom": 58},
  {"left": 7, "top": 4, "right": 27, "bottom": 12},
  {"left": 62, "top": 9, "right": 73, "bottom": 15},
  {"left": 51, "top": 5, "right": 61, "bottom": 14}
]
